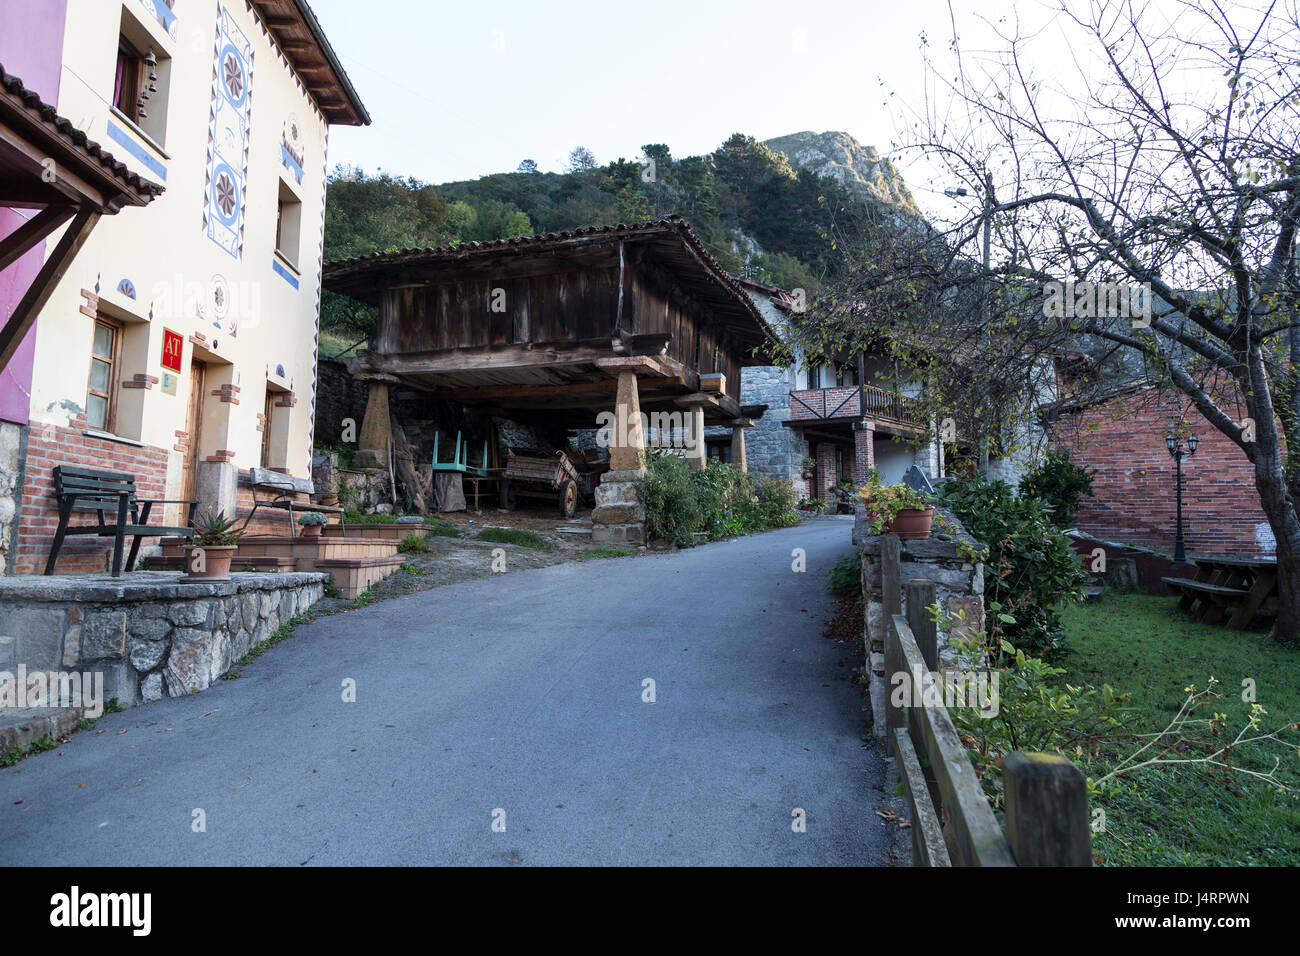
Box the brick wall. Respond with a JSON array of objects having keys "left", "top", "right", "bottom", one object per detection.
[
  {"left": 234, "top": 476, "right": 317, "bottom": 537},
  {"left": 790, "top": 386, "right": 860, "bottom": 421},
  {"left": 815, "top": 441, "right": 838, "bottom": 499},
  {"left": 1049, "top": 390, "right": 1280, "bottom": 557},
  {"left": 853, "top": 423, "right": 875, "bottom": 484},
  {"left": 14, "top": 420, "right": 170, "bottom": 574}
]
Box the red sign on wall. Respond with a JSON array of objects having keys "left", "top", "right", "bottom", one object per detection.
[{"left": 161, "top": 328, "right": 183, "bottom": 373}]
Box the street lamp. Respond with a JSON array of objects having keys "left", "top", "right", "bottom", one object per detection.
[
  {"left": 946, "top": 176, "right": 994, "bottom": 473},
  {"left": 1166, "top": 433, "right": 1198, "bottom": 564}
]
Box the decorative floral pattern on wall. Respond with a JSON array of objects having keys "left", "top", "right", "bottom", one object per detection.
[
  {"left": 117, "top": 279, "right": 137, "bottom": 299},
  {"left": 138, "top": 0, "right": 178, "bottom": 39},
  {"left": 281, "top": 113, "right": 305, "bottom": 185},
  {"left": 201, "top": 6, "right": 255, "bottom": 261}
]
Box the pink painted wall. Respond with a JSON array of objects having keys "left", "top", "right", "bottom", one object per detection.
[{"left": 0, "top": 0, "right": 69, "bottom": 425}]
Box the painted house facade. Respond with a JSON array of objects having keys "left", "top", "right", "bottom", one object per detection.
[{"left": 1, "top": 0, "right": 367, "bottom": 574}]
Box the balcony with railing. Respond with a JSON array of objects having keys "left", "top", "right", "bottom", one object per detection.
[{"left": 789, "top": 384, "right": 923, "bottom": 429}]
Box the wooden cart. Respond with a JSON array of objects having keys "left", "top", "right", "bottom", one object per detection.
[{"left": 500, "top": 448, "right": 583, "bottom": 518}]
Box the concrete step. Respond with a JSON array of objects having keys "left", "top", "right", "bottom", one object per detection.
[
  {"left": 0, "top": 706, "right": 85, "bottom": 754},
  {"left": 1084, "top": 584, "right": 1106, "bottom": 603}
]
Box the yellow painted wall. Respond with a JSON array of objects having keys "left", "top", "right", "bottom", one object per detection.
[{"left": 30, "top": 0, "right": 332, "bottom": 492}]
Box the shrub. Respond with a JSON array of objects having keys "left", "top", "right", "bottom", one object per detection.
[
  {"left": 1018, "top": 450, "right": 1096, "bottom": 528},
  {"left": 948, "top": 637, "right": 1126, "bottom": 807},
  {"left": 933, "top": 473, "right": 1091, "bottom": 654},
  {"left": 826, "top": 553, "right": 863, "bottom": 602},
  {"left": 636, "top": 454, "right": 801, "bottom": 546},
  {"left": 397, "top": 533, "right": 431, "bottom": 554},
  {"left": 636, "top": 453, "right": 705, "bottom": 547},
  {"left": 755, "top": 477, "right": 801, "bottom": 528}
]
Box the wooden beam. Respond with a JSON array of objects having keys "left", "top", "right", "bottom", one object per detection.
[
  {"left": 369, "top": 344, "right": 617, "bottom": 376},
  {"left": 424, "top": 375, "right": 684, "bottom": 403},
  {"left": 0, "top": 209, "right": 99, "bottom": 372},
  {"left": 0, "top": 204, "right": 75, "bottom": 272}
]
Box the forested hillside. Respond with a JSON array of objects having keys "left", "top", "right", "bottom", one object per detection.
[{"left": 321, "top": 131, "right": 916, "bottom": 344}]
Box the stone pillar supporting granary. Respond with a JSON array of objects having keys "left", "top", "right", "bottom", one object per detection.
[
  {"left": 350, "top": 369, "right": 399, "bottom": 472},
  {"left": 676, "top": 394, "right": 710, "bottom": 471},
  {"left": 592, "top": 364, "right": 647, "bottom": 546},
  {"left": 853, "top": 504, "right": 986, "bottom": 737},
  {"left": 729, "top": 417, "right": 755, "bottom": 472}
]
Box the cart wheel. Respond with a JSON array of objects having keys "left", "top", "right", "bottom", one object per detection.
[
  {"left": 558, "top": 479, "right": 578, "bottom": 519},
  {"left": 499, "top": 480, "right": 518, "bottom": 511}
]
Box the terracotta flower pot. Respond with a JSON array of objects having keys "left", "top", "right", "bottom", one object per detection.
[
  {"left": 300, "top": 524, "right": 323, "bottom": 538},
  {"left": 885, "top": 506, "right": 935, "bottom": 540},
  {"left": 181, "top": 544, "right": 238, "bottom": 582}
]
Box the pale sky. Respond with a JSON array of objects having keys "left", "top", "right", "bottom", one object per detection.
[{"left": 310, "top": 0, "right": 1083, "bottom": 220}]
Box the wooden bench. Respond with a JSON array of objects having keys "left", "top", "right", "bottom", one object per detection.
[
  {"left": 46, "top": 466, "right": 197, "bottom": 577},
  {"left": 1162, "top": 577, "right": 1251, "bottom": 625}
]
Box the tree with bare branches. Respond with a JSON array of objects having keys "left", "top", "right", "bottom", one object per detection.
[{"left": 794, "top": 0, "right": 1300, "bottom": 642}]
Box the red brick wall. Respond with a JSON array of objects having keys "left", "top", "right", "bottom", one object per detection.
[
  {"left": 15, "top": 420, "right": 170, "bottom": 574},
  {"left": 234, "top": 478, "right": 319, "bottom": 537},
  {"left": 815, "top": 442, "right": 838, "bottom": 499},
  {"left": 790, "top": 387, "right": 860, "bottom": 421},
  {"left": 853, "top": 423, "right": 875, "bottom": 484},
  {"left": 1049, "top": 390, "right": 1280, "bottom": 557}
]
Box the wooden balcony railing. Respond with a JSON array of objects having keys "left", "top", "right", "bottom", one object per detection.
[{"left": 789, "top": 385, "right": 922, "bottom": 427}]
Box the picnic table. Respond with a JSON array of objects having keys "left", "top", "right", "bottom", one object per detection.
[{"left": 1162, "top": 555, "right": 1279, "bottom": 629}]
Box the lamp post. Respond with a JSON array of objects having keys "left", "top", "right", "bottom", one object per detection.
[
  {"left": 1165, "top": 432, "right": 1199, "bottom": 564},
  {"left": 946, "top": 176, "right": 994, "bottom": 473}
]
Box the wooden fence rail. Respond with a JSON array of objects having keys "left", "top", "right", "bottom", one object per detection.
[{"left": 879, "top": 533, "right": 1092, "bottom": 867}]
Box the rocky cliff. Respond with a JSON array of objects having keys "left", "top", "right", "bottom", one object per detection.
[{"left": 763, "top": 131, "right": 918, "bottom": 215}]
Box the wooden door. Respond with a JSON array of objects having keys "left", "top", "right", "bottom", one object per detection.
[{"left": 181, "top": 360, "right": 206, "bottom": 505}]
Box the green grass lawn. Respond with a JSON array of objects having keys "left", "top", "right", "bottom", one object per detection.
[{"left": 1059, "top": 592, "right": 1300, "bottom": 865}]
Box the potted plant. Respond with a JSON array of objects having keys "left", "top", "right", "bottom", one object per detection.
[
  {"left": 800, "top": 457, "right": 817, "bottom": 481},
  {"left": 182, "top": 509, "right": 243, "bottom": 582},
  {"left": 298, "top": 511, "right": 328, "bottom": 537},
  {"left": 858, "top": 473, "right": 935, "bottom": 540},
  {"left": 318, "top": 492, "right": 339, "bottom": 507}
]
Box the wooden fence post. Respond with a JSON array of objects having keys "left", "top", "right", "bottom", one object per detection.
[
  {"left": 882, "top": 535, "right": 904, "bottom": 736},
  {"left": 1003, "top": 752, "right": 1093, "bottom": 866},
  {"left": 906, "top": 579, "right": 938, "bottom": 670}
]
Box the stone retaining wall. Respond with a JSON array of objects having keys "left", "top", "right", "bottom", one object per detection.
[
  {"left": 0, "top": 572, "right": 326, "bottom": 709},
  {"left": 853, "top": 505, "right": 986, "bottom": 736}
]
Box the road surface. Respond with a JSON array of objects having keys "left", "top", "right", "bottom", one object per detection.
[{"left": 1, "top": 516, "right": 893, "bottom": 866}]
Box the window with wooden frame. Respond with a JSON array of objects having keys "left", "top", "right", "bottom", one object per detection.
[
  {"left": 112, "top": 9, "right": 170, "bottom": 146},
  {"left": 112, "top": 40, "right": 144, "bottom": 118},
  {"left": 275, "top": 180, "right": 302, "bottom": 268},
  {"left": 87, "top": 318, "right": 121, "bottom": 432}
]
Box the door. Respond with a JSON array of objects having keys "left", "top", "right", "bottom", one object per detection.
[{"left": 181, "top": 360, "right": 206, "bottom": 506}]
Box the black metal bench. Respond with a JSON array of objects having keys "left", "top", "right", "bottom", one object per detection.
[{"left": 45, "top": 466, "right": 198, "bottom": 577}]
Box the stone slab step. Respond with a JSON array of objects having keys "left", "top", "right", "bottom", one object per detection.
[
  {"left": 0, "top": 706, "right": 85, "bottom": 754},
  {"left": 1083, "top": 585, "right": 1105, "bottom": 603}
]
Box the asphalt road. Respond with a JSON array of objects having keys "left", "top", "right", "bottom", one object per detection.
[{"left": 1, "top": 516, "right": 892, "bottom": 866}]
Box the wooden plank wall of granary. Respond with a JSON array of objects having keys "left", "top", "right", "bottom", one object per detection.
[
  {"left": 375, "top": 265, "right": 622, "bottom": 354},
  {"left": 625, "top": 250, "right": 742, "bottom": 404}
]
